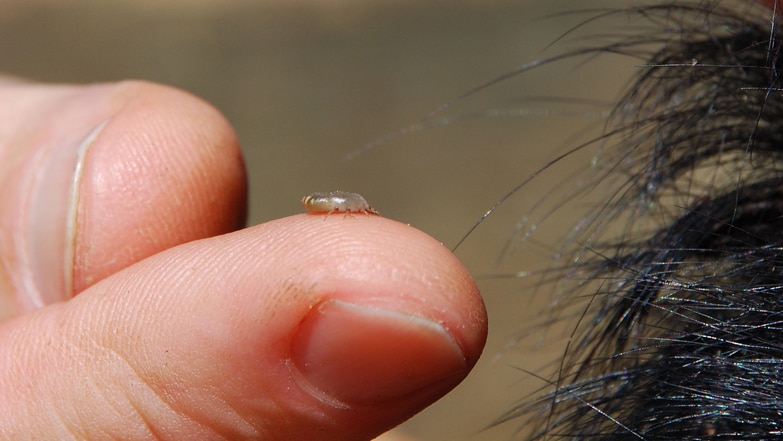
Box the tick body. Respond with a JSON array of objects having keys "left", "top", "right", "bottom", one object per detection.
[{"left": 301, "top": 191, "right": 380, "bottom": 215}]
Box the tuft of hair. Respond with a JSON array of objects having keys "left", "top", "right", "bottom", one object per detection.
[{"left": 499, "top": 1, "right": 783, "bottom": 439}]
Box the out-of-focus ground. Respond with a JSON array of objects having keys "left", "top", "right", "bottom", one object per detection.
[{"left": 0, "top": 0, "right": 631, "bottom": 439}]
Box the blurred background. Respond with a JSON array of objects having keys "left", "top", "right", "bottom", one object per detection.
[{"left": 0, "top": 0, "right": 631, "bottom": 439}]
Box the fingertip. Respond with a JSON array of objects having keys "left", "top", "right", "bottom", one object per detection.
[
  {"left": 248, "top": 215, "right": 487, "bottom": 433},
  {"left": 259, "top": 214, "right": 487, "bottom": 363},
  {"left": 73, "top": 80, "right": 247, "bottom": 293}
]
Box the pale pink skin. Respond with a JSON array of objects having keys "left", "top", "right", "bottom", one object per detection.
[{"left": 0, "top": 78, "right": 487, "bottom": 441}]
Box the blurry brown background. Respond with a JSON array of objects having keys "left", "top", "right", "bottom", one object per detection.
[{"left": 0, "top": 0, "right": 630, "bottom": 439}]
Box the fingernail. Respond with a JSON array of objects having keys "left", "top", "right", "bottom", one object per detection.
[
  {"left": 290, "top": 299, "right": 468, "bottom": 407},
  {"left": 18, "top": 120, "right": 107, "bottom": 310}
]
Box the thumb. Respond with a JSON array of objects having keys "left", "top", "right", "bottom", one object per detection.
[
  {"left": 0, "top": 215, "right": 487, "bottom": 440},
  {"left": 0, "top": 79, "right": 246, "bottom": 318}
]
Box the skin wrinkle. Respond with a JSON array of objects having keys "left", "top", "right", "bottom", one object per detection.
[
  {"left": 47, "top": 380, "right": 81, "bottom": 441},
  {"left": 54, "top": 314, "right": 183, "bottom": 440},
  {"left": 176, "top": 383, "right": 261, "bottom": 440},
  {"left": 68, "top": 335, "right": 153, "bottom": 439},
  {"left": 102, "top": 344, "right": 237, "bottom": 440},
  {"left": 117, "top": 344, "right": 259, "bottom": 440},
  {"left": 122, "top": 392, "right": 164, "bottom": 441},
  {"left": 100, "top": 346, "right": 165, "bottom": 439}
]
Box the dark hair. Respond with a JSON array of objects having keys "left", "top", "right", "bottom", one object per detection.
[{"left": 494, "top": 1, "right": 783, "bottom": 439}]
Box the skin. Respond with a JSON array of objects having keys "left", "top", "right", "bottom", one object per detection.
[{"left": 0, "top": 78, "right": 487, "bottom": 440}]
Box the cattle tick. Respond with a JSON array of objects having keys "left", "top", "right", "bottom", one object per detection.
[{"left": 301, "top": 191, "right": 380, "bottom": 215}]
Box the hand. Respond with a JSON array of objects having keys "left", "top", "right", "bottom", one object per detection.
[{"left": 0, "top": 78, "right": 488, "bottom": 440}]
